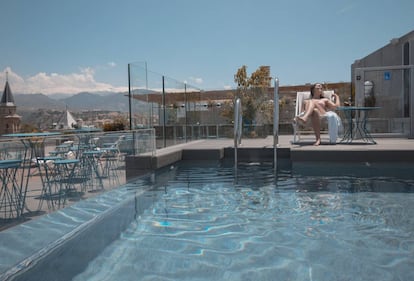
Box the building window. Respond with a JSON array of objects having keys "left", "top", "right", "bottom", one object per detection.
[{"left": 403, "top": 42, "right": 410, "bottom": 65}]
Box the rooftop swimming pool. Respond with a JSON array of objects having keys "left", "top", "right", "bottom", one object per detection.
[{"left": 2, "top": 161, "right": 414, "bottom": 281}]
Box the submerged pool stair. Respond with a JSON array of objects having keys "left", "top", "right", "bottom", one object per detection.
[{"left": 125, "top": 146, "right": 290, "bottom": 179}]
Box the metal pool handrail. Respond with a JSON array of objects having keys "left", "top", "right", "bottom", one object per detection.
[
  {"left": 273, "top": 77, "right": 279, "bottom": 173},
  {"left": 234, "top": 98, "right": 242, "bottom": 168}
]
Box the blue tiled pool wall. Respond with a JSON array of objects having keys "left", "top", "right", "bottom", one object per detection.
[
  {"left": 291, "top": 161, "right": 414, "bottom": 181},
  {"left": 12, "top": 199, "right": 137, "bottom": 281},
  {"left": 3, "top": 173, "right": 161, "bottom": 280},
  {"left": 6, "top": 162, "right": 214, "bottom": 280},
  {"left": 9, "top": 188, "right": 157, "bottom": 281}
]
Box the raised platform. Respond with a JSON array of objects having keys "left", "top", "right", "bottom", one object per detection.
[{"left": 125, "top": 135, "right": 414, "bottom": 179}]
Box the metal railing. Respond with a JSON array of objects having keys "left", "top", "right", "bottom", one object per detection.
[
  {"left": 234, "top": 98, "right": 242, "bottom": 168},
  {"left": 273, "top": 78, "right": 279, "bottom": 172},
  {"left": 0, "top": 129, "right": 156, "bottom": 218}
]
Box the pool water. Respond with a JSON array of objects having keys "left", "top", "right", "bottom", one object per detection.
[{"left": 70, "top": 161, "right": 414, "bottom": 281}]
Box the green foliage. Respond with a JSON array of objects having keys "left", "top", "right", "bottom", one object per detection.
[
  {"left": 103, "top": 116, "right": 128, "bottom": 132},
  {"left": 232, "top": 65, "right": 272, "bottom": 126},
  {"left": 20, "top": 123, "right": 39, "bottom": 133}
]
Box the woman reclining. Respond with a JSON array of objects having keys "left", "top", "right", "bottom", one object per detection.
[{"left": 294, "top": 83, "right": 341, "bottom": 146}]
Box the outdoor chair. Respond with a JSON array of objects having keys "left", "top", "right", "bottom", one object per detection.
[{"left": 0, "top": 159, "right": 23, "bottom": 219}]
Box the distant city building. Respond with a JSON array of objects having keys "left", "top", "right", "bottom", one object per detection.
[
  {"left": 0, "top": 79, "right": 21, "bottom": 135},
  {"left": 53, "top": 108, "right": 77, "bottom": 130}
]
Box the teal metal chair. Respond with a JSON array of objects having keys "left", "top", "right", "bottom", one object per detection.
[{"left": 0, "top": 159, "right": 23, "bottom": 219}]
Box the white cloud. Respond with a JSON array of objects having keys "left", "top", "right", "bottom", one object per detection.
[
  {"left": 337, "top": 3, "right": 357, "bottom": 15},
  {"left": 107, "top": 62, "right": 117, "bottom": 67},
  {"left": 0, "top": 67, "right": 128, "bottom": 95},
  {"left": 189, "top": 76, "right": 203, "bottom": 85}
]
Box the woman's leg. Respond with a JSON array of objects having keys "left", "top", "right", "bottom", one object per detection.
[
  {"left": 311, "top": 110, "right": 321, "bottom": 145},
  {"left": 300, "top": 100, "right": 309, "bottom": 114},
  {"left": 297, "top": 100, "right": 316, "bottom": 122}
]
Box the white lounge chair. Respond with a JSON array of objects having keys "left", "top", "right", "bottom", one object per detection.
[{"left": 292, "top": 90, "right": 342, "bottom": 144}]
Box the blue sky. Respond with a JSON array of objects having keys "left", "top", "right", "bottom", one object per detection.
[{"left": 0, "top": 0, "right": 413, "bottom": 94}]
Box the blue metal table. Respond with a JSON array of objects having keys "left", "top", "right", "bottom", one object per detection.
[
  {"left": 81, "top": 150, "right": 105, "bottom": 191},
  {"left": 52, "top": 159, "right": 82, "bottom": 207},
  {"left": 337, "top": 106, "right": 381, "bottom": 144},
  {"left": 2, "top": 132, "right": 61, "bottom": 213}
]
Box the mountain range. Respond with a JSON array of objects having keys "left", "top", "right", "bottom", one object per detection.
[{"left": 14, "top": 91, "right": 131, "bottom": 112}]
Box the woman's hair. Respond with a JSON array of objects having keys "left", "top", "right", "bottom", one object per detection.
[
  {"left": 310, "top": 83, "right": 322, "bottom": 98},
  {"left": 310, "top": 84, "right": 316, "bottom": 97}
]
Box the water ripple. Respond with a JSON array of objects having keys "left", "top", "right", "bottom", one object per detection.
[{"left": 74, "top": 163, "right": 414, "bottom": 281}]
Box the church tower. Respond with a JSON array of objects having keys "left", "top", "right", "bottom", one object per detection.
[{"left": 0, "top": 75, "right": 21, "bottom": 135}]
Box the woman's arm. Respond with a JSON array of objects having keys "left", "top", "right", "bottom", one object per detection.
[{"left": 327, "top": 93, "right": 340, "bottom": 110}]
